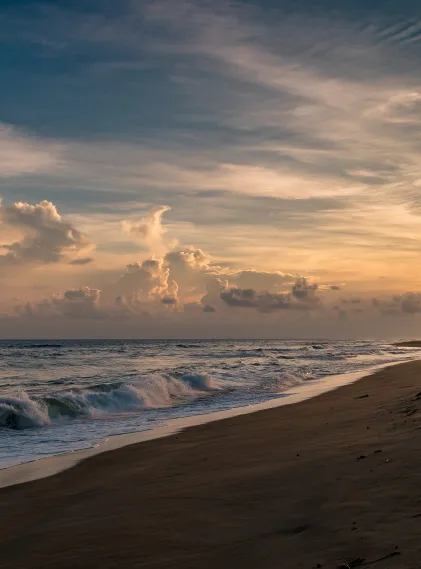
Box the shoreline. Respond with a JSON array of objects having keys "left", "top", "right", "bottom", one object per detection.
[
  {"left": 3, "top": 359, "right": 421, "bottom": 567},
  {"left": 0, "top": 360, "right": 408, "bottom": 489},
  {"left": 3, "top": 360, "right": 421, "bottom": 567}
]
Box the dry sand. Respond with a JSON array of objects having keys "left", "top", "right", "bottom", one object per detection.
[{"left": 2, "top": 361, "right": 421, "bottom": 569}]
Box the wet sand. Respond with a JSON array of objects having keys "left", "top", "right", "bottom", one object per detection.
[{"left": 2, "top": 361, "right": 421, "bottom": 568}]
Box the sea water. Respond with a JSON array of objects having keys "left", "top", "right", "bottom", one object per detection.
[{"left": 0, "top": 339, "right": 419, "bottom": 468}]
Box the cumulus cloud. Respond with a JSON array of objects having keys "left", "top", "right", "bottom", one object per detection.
[
  {"left": 220, "top": 278, "right": 321, "bottom": 312},
  {"left": 0, "top": 200, "right": 92, "bottom": 266},
  {"left": 112, "top": 232, "right": 321, "bottom": 315},
  {"left": 157, "top": 249, "right": 296, "bottom": 301},
  {"left": 163, "top": 247, "right": 216, "bottom": 297},
  {"left": 165, "top": 247, "right": 211, "bottom": 280},
  {"left": 371, "top": 297, "right": 399, "bottom": 315},
  {"left": 5, "top": 192, "right": 412, "bottom": 336},
  {"left": 123, "top": 205, "right": 171, "bottom": 254},
  {"left": 220, "top": 288, "right": 288, "bottom": 311},
  {"left": 232, "top": 269, "right": 295, "bottom": 290},
  {"left": 371, "top": 293, "right": 421, "bottom": 315},
  {"left": 111, "top": 247, "right": 214, "bottom": 310},
  {"left": 117, "top": 258, "right": 169, "bottom": 300},
  {"left": 200, "top": 277, "right": 228, "bottom": 312},
  {"left": 164, "top": 247, "right": 209, "bottom": 271},
  {"left": 17, "top": 287, "right": 104, "bottom": 319},
  {"left": 384, "top": 293, "right": 421, "bottom": 314},
  {"left": 400, "top": 293, "right": 421, "bottom": 314},
  {"left": 292, "top": 278, "right": 319, "bottom": 303},
  {"left": 160, "top": 280, "right": 180, "bottom": 308}
]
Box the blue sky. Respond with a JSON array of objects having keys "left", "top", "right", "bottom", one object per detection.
[
  {"left": 3, "top": 0, "right": 421, "bottom": 143},
  {"left": 2, "top": 0, "right": 421, "bottom": 337}
]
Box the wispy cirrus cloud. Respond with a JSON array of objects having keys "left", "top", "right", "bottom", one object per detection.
[
  {"left": 0, "top": 124, "right": 61, "bottom": 178},
  {"left": 8, "top": 0, "right": 420, "bottom": 215}
]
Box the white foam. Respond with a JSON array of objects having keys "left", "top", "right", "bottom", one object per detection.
[{"left": 0, "top": 373, "right": 222, "bottom": 430}]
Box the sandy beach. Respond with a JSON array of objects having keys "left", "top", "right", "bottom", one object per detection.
[{"left": 2, "top": 360, "right": 421, "bottom": 568}]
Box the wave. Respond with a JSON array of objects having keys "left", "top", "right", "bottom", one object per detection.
[
  {"left": 23, "top": 344, "right": 64, "bottom": 349},
  {"left": 175, "top": 343, "right": 203, "bottom": 349},
  {"left": 0, "top": 367, "right": 314, "bottom": 430},
  {"left": 258, "top": 371, "right": 314, "bottom": 392},
  {"left": 0, "top": 373, "right": 221, "bottom": 430}
]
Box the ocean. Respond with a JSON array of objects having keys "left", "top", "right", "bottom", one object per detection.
[{"left": 0, "top": 339, "right": 419, "bottom": 469}]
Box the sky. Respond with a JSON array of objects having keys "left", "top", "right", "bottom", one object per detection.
[{"left": 2, "top": 0, "right": 421, "bottom": 338}]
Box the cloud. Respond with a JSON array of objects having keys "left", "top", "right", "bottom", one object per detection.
[
  {"left": 220, "top": 288, "right": 290, "bottom": 311},
  {"left": 372, "top": 292, "right": 421, "bottom": 315},
  {"left": 9, "top": 236, "right": 421, "bottom": 339},
  {"left": 220, "top": 278, "right": 321, "bottom": 312},
  {"left": 0, "top": 200, "right": 92, "bottom": 266},
  {"left": 106, "top": 234, "right": 318, "bottom": 315},
  {"left": 122, "top": 205, "right": 171, "bottom": 253},
  {"left": 233, "top": 269, "right": 295, "bottom": 290},
  {"left": 161, "top": 296, "right": 178, "bottom": 305},
  {"left": 68, "top": 257, "right": 94, "bottom": 266},
  {"left": 163, "top": 247, "right": 216, "bottom": 296},
  {"left": 116, "top": 258, "right": 169, "bottom": 300},
  {"left": 17, "top": 286, "right": 104, "bottom": 319},
  {"left": 200, "top": 277, "right": 227, "bottom": 311},
  {"left": 5, "top": 3, "right": 421, "bottom": 333},
  {"left": 371, "top": 297, "right": 400, "bottom": 315},
  {"left": 401, "top": 293, "right": 421, "bottom": 313},
  {"left": 292, "top": 277, "right": 319, "bottom": 303},
  {"left": 164, "top": 247, "right": 210, "bottom": 272},
  {"left": 4, "top": 2, "right": 421, "bottom": 287},
  {"left": 113, "top": 246, "right": 215, "bottom": 307},
  {"left": 164, "top": 247, "right": 211, "bottom": 280},
  {"left": 1, "top": 189, "right": 418, "bottom": 338},
  {"left": 0, "top": 123, "right": 61, "bottom": 178},
  {"left": 160, "top": 280, "right": 180, "bottom": 308}
]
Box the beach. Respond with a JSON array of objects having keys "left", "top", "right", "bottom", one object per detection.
[{"left": 2, "top": 360, "right": 421, "bottom": 568}]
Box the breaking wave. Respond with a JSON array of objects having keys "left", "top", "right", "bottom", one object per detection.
[{"left": 0, "top": 373, "right": 221, "bottom": 430}]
